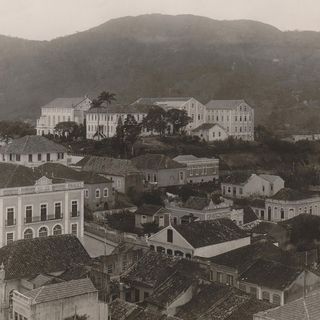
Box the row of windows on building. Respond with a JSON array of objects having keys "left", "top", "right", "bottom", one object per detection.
[
  {"left": 207, "top": 114, "right": 252, "bottom": 122},
  {"left": 3, "top": 152, "right": 64, "bottom": 163},
  {"left": 87, "top": 113, "right": 146, "bottom": 122},
  {"left": 46, "top": 114, "right": 72, "bottom": 126},
  {"left": 190, "top": 113, "right": 204, "bottom": 122},
  {"left": 6, "top": 223, "right": 78, "bottom": 244},
  {"left": 85, "top": 188, "right": 109, "bottom": 198},
  {"left": 261, "top": 205, "right": 318, "bottom": 220},
  {"left": 14, "top": 312, "right": 27, "bottom": 320},
  {"left": 5, "top": 201, "right": 79, "bottom": 226},
  {"left": 149, "top": 245, "right": 192, "bottom": 258}
]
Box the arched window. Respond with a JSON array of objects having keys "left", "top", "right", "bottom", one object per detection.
[
  {"left": 95, "top": 189, "right": 101, "bottom": 198},
  {"left": 53, "top": 225, "right": 62, "bottom": 236},
  {"left": 103, "top": 188, "right": 108, "bottom": 197},
  {"left": 24, "top": 228, "right": 33, "bottom": 239},
  {"left": 156, "top": 246, "right": 165, "bottom": 253},
  {"left": 174, "top": 250, "right": 184, "bottom": 257},
  {"left": 280, "top": 208, "right": 285, "bottom": 220},
  {"left": 185, "top": 253, "right": 191, "bottom": 259},
  {"left": 39, "top": 227, "right": 48, "bottom": 238},
  {"left": 167, "top": 249, "right": 173, "bottom": 256}
]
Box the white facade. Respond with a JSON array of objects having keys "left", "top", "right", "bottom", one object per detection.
[
  {"left": 36, "top": 97, "right": 92, "bottom": 135},
  {"left": 0, "top": 176, "right": 84, "bottom": 247},
  {"left": 192, "top": 123, "right": 228, "bottom": 142},
  {"left": 205, "top": 100, "right": 254, "bottom": 141}
]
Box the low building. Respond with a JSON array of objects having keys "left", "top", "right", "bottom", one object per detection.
[
  {"left": 191, "top": 123, "right": 228, "bottom": 142},
  {"left": 221, "top": 173, "right": 284, "bottom": 198},
  {"left": 36, "top": 96, "right": 92, "bottom": 135},
  {"left": 134, "top": 204, "right": 171, "bottom": 229},
  {"left": 166, "top": 196, "right": 243, "bottom": 226},
  {"left": 0, "top": 135, "right": 68, "bottom": 167},
  {"left": 148, "top": 219, "right": 250, "bottom": 258},
  {"left": 205, "top": 99, "right": 255, "bottom": 141},
  {"left": 254, "top": 289, "right": 320, "bottom": 320},
  {"left": 12, "top": 278, "right": 100, "bottom": 320},
  {"left": 77, "top": 156, "right": 144, "bottom": 194},
  {"left": 265, "top": 188, "right": 320, "bottom": 221},
  {"left": 0, "top": 163, "right": 84, "bottom": 246},
  {"left": 37, "top": 163, "right": 115, "bottom": 211},
  {"left": 173, "top": 155, "right": 219, "bottom": 183},
  {"left": 131, "top": 154, "right": 187, "bottom": 188},
  {"left": 239, "top": 259, "right": 320, "bottom": 305}
]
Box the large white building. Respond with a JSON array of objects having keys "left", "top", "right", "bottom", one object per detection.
[
  {"left": 205, "top": 100, "right": 254, "bottom": 141},
  {"left": 133, "top": 97, "right": 206, "bottom": 132},
  {"left": 36, "top": 97, "right": 92, "bottom": 135}
]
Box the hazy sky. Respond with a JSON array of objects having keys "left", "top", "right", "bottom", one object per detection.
[{"left": 0, "top": 0, "right": 319, "bottom": 40}]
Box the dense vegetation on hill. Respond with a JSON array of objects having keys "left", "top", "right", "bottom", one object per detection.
[{"left": 2, "top": 14, "right": 320, "bottom": 132}]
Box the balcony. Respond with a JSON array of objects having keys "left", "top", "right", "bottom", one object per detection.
[
  {"left": 70, "top": 211, "right": 80, "bottom": 218},
  {"left": 5, "top": 219, "right": 16, "bottom": 226},
  {"left": 24, "top": 213, "right": 64, "bottom": 224}
]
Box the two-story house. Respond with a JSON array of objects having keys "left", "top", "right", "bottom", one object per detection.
[{"left": 36, "top": 96, "right": 92, "bottom": 135}]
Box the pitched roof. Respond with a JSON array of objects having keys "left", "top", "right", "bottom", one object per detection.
[
  {"left": 174, "top": 219, "right": 248, "bottom": 249},
  {"left": 37, "top": 163, "right": 111, "bottom": 184},
  {"left": 42, "top": 97, "right": 88, "bottom": 109},
  {"left": 243, "top": 206, "right": 259, "bottom": 224},
  {"left": 88, "top": 103, "right": 152, "bottom": 114},
  {"left": 132, "top": 154, "right": 186, "bottom": 170},
  {"left": 270, "top": 188, "right": 315, "bottom": 201},
  {"left": 77, "top": 156, "right": 141, "bottom": 176},
  {"left": 192, "top": 123, "right": 225, "bottom": 132},
  {"left": 0, "top": 235, "right": 90, "bottom": 280},
  {"left": 133, "top": 97, "right": 192, "bottom": 105},
  {"left": 239, "top": 259, "right": 302, "bottom": 290},
  {"left": 135, "top": 204, "right": 169, "bottom": 217},
  {"left": 205, "top": 99, "right": 247, "bottom": 110},
  {"left": 209, "top": 241, "right": 283, "bottom": 274},
  {"left": 254, "top": 289, "right": 320, "bottom": 320},
  {"left": 0, "top": 135, "right": 67, "bottom": 154},
  {"left": 173, "top": 155, "right": 216, "bottom": 162},
  {"left": 24, "top": 278, "right": 97, "bottom": 304},
  {"left": 222, "top": 172, "right": 252, "bottom": 185},
  {"left": 260, "top": 174, "right": 283, "bottom": 183}
]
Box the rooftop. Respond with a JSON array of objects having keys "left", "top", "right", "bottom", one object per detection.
[
  {"left": 254, "top": 289, "right": 320, "bottom": 320},
  {"left": 222, "top": 172, "right": 252, "bottom": 185},
  {"left": 135, "top": 204, "right": 169, "bottom": 217},
  {"left": 270, "top": 188, "right": 315, "bottom": 201},
  {"left": 205, "top": 99, "right": 248, "bottom": 110},
  {"left": 77, "top": 156, "right": 141, "bottom": 176},
  {"left": 24, "top": 278, "right": 97, "bottom": 304},
  {"left": 260, "top": 174, "right": 283, "bottom": 183},
  {"left": 0, "top": 235, "right": 90, "bottom": 280},
  {"left": 239, "top": 259, "right": 302, "bottom": 290},
  {"left": 132, "top": 154, "right": 186, "bottom": 170},
  {"left": 173, "top": 155, "right": 217, "bottom": 163},
  {"left": 133, "top": 97, "right": 192, "bottom": 105},
  {"left": 174, "top": 219, "right": 248, "bottom": 249},
  {"left": 42, "top": 97, "right": 89, "bottom": 109},
  {"left": 88, "top": 103, "right": 153, "bottom": 114},
  {"left": 192, "top": 123, "right": 225, "bottom": 132},
  {"left": 0, "top": 135, "right": 67, "bottom": 154}
]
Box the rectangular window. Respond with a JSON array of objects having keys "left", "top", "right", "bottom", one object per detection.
[
  {"left": 55, "top": 202, "right": 62, "bottom": 219},
  {"left": 46, "top": 153, "right": 51, "bottom": 161},
  {"left": 38, "top": 153, "right": 42, "bottom": 161},
  {"left": 209, "top": 270, "right": 213, "bottom": 281},
  {"left": 71, "top": 223, "right": 78, "bottom": 236},
  {"left": 216, "top": 272, "right": 223, "bottom": 283},
  {"left": 167, "top": 229, "right": 173, "bottom": 243},
  {"left": 226, "top": 274, "right": 234, "bottom": 286},
  {"left": 28, "top": 154, "right": 33, "bottom": 162},
  {"left": 40, "top": 204, "right": 47, "bottom": 221},
  {"left": 6, "top": 232, "right": 14, "bottom": 245},
  {"left": 71, "top": 200, "right": 78, "bottom": 217},
  {"left": 144, "top": 292, "right": 149, "bottom": 299},
  {"left": 85, "top": 189, "right": 89, "bottom": 198},
  {"left": 25, "top": 206, "right": 32, "bottom": 223},
  {"left": 107, "top": 264, "right": 113, "bottom": 274},
  {"left": 6, "top": 208, "right": 15, "bottom": 226},
  {"left": 16, "top": 154, "right": 20, "bottom": 162},
  {"left": 103, "top": 188, "right": 108, "bottom": 197},
  {"left": 134, "top": 289, "right": 140, "bottom": 302}
]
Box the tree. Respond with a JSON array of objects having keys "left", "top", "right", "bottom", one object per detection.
[
  {"left": 142, "top": 106, "right": 167, "bottom": 136},
  {"left": 166, "top": 109, "right": 191, "bottom": 135},
  {"left": 122, "top": 114, "right": 142, "bottom": 156},
  {"left": 98, "top": 91, "right": 116, "bottom": 105},
  {"left": 142, "top": 221, "right": 160, "bottom": 235},
  {"left": 0, "top": 120, "right": 35, "bottom": 141},
  {"left": 54, "top": 121, "right": 79, "bottom": 138}
]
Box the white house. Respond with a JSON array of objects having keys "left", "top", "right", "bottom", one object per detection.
[
  {"left": 221, "top": 173, "right": 284, "bottom": 198},
  {"left": 148, "top": 219, "right": 250, "bottom": 258},
  {"left": 205, "top": 100, "right": 254, "bottom": 141},
  {"left": 36, "top": 96, "right": 92, "bottom": 135},
  {"left": 191, "top": 123, "right": 228, "bottom": 142}
]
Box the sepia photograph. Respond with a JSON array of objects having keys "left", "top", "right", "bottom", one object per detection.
[{"left": 0, "top": 0, "right": 320, "bottom": 319}]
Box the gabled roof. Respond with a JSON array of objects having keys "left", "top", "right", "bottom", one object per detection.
[
  {"left": 192, "top": 123, "right": 226, "bottom": 132},
  {"left": 205, "top": 99, "right": 248, "bottom": 110},
  {"left": 174, "top": 219, "right": 248, "bottom": 249},
  {"left": 42, "top": 97, "right": 89, "bottom": 109},
  {"left": 77, "top": 156, "right": 141, "bottom": 177},
  {"left": 270, "top": 188, "right": 315, "bottom": 201},
  {"left": 132, "top": 154, "right": 186, "bottom": 170},
  {"left": 255, "top": 289, "right": 320, "bottom": 320},
  {"left": 222, "top": 172, "right": 252, "bottom": 185},
  {"left": 0, "top": 235, "right": 90, "bottom": 280},
  {"left": 37, "top": 163, "right": 111, "bottom": 184},
  {"left": 239, "top": 259, "right": 302, "bottom": 290},
  {"left": 209, "top": 241, "right": 283, "bottom": 274},
  {"left": 0, "top": 135, "right": 67, "bottom": 154},
  {"left": 88, "top": 103, "right": 152, "bottom": 114},
  {"left": 135, "top": 204, "right": 169, "bottom": 217},
  {"left": 24, "top": 278, "right": 97, "bottom": 305},
  {"left": 260, "top": 174, "right": 283, "bottom": 183}
]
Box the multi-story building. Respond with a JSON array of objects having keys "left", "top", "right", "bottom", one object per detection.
[
  {"left": 86, "top": 104, "right": 151, "bottom": 140},
  {"left": 0, "top": 135, "right": 69, "bottom": 167},
  {"left": 205, "top": 100, "right": 254, "bottom": 141},
  {"left": 173, "top": 155, "right": 219, "bottom": 183},
  {"left": 133, "top": 97, "right": 206, "bottom": 132},
  {"left": 0, "top": 163, "right": 84, "bottom": 246},
  {"left": 36, "top": 96, "right": 92, "bottom": 135}
]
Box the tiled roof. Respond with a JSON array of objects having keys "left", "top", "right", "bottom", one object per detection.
[
  {"left": 270, "top": 188, "right": 314, "bottom": 201},
  {"left": 24, "top": 278, "right": 97, "bottom": 304},
  {"left": 254, "top": 289, "right": 320, "bottom": 320},
  {"left": 42, "top": 97, "right": 88, "bottom": 109},
  {"left": 243, "top": 206, "right": 259, "bottom": 224},
  {"left": 135, "top": 204, "right": 169, "bottom": 217},
  {"left": 192, "top": 123, "right": 225, "bottom": 132},
  {"left": 222, "top": 172, "right": 252, "bottom": 185},
  {"left": 209, "top": 241, "right": 283, "bottom": 274},
  {"left": 37, "top": 163, "right": 111, "bottom": 184},
  {"left": 88, "top": 103, "right": 152, "bottom": 114},
  {"left": 205, "top": 99, "right": 247, "bottom": 110},
  {"left": 174, "top": 219, "right": 248, "bottom": 249},
  {"left": 183, "top": 196, "right": 210, "bottom": 210},
  {"left": 132, "top": 154, "right": 186, "bottom": 170},
  {"left": 239, "top": 259, "right": 302, "bottom": 290},
  {"left": 77, "top": 156, "right": 141, "bottom": 177},
  {"left": 0, "top": 235, "right": 90, "bottom": 280},
  {"left": 0, "top": 135, "right": 67, "bottom": 154}
]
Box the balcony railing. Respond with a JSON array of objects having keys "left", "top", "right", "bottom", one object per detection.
[
  {"left": 5, "top": 219, "right": 16, "bottom": 226},
  {"left": 24, "top": 213, "right": 63, "bottom": 224}
]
